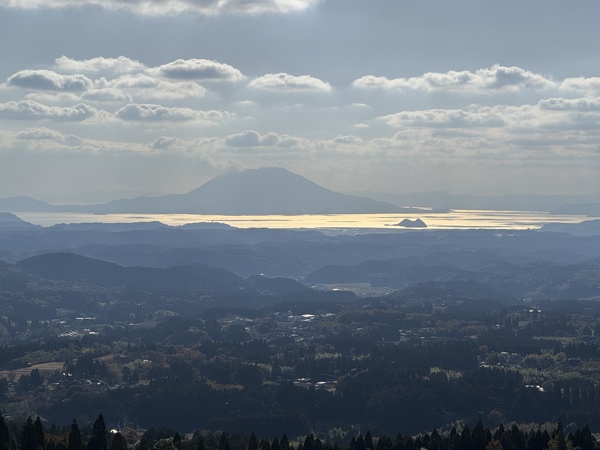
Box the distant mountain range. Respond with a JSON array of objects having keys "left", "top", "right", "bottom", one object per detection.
[
  {"left": 551, "top": 203, "right": 600, "bottom": 217},
  {"left": 2, "top": 167, "right": 599, "bottom": 214},
  {"left": 0, "top": 168, "right": 406, "bottom": 215},
  {"left": 349, "top": 190, "right": 600, "bottom": 213}
]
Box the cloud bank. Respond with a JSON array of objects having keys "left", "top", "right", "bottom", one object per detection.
[{"left": 0, "top": 0, "right": 320, "bottom": 15}]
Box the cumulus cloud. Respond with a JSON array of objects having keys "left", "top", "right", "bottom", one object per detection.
[
  {"left": 538, "top": 97, "right": 600, "bottom": 111},
  {"left": 55, "top": 55, "right": 146, "bottom": 74},
  {"left": 0, "top": 100, "right": 100, "bottom": 121},
  {"left": 81, "top": 88, "right": 132, "bottom": 103},
  {"left": 153, "top": 59, "right": 244, "bottom": 81},
  {"left": 224, "top": 130, "right": 283, "bottom": 147},
  {"left": 222, "top": 130, "right": 315, "bottom": 151},
  {"left": 0, "top": 0, "right": 320, "bottom": 15},
  {"left": 353, "top": 65, "right": 556, "bottom": 94},
  {"left": 380, "top": 108, "right": 505, "bottom": 128},
  {"left": 559, "top": 77, "right": 600, "bottom": 95},
  {"left": 7, "top": 70, "right": 93, "bottom": 92},
  {"left": 15, "top": 127, "right": 85, "bottom": 146},
  {"left": 249, "top": 73, "right": 332, "bottom": 92},
  {"left": 332, "top": 135, "right": 362, "bottom": 145},
  {"left": 115, "top": 103, "right": 231, "bottom": 123},
  {"left": 23, "top": 92, "right": 81, "bottom": 104},
  {"left": 151, "top": 136, "right": 184, "bottom": 150},
  {"left": 98, "top": 74, "right": 208, "bottom": 100}
]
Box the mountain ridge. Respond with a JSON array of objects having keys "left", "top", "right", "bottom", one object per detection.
[{"left": 1, "top": 168, "right": 403, "bottom": 215}]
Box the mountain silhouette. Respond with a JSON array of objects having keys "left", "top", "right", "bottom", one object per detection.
[
  {"left": 15, "top": 252, "right": 307, "bottom": 293},
  {"left": 85, "top": 167, "right": 403, "bottom": 214}
]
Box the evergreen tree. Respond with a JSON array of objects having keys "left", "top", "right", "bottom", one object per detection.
[
  {"left": 34, "top": 417, "right": 45, "bottom": 450},
  {"left": 272, "top": 437, "right": 281, "bottom": 450},
  {"left": 20, "top": 417, "right": 37, "bottom": 450},
  {"left": 472, "top": 420, "right": 488, "bottom": 450},
  {"left": 248, "top": 433, "right": 259, "bottom": 450},
  {"left": 0, "top": 413, "right": 16, "bottom": 450},
  {"left": 110, "top": 433, "right": 128, "bottom": 450},
  {"left": 556, "top": 423, "right": 566, "bottom": 450},
  {"left": 365, "top": 432, "right": 373, "bottom": 450},
  {"left": 460, "top": 426, "right": 472, "bottom": 450},
  {"left": 0, "top": 413, "right": 13, "bottom": 450},
  {"left": 173, "top": 434, "right": 182, "bottom": 450},
  {"left": 67, "top": 420, "right": 82, "bottom": 450},
  {"left": 219, "top": 434, "right": 230, "bottom": 450},
  {"left": 280, "top": 435, "right": 290, "bottom": 450},
  {"left": 356, "top": 436, "right": 365, "bottom": 450},
  {"left": 30, "top": 369, "right": 43, "bottom": 388},
  {"left": 88, "top": 415, "right": 107, "bottom": 450},
  {"left": 303, "top": 435, "right": 314, "bottom": 450},
  {"left": 196, "top": 436, "right": 206, "bottom": 450},
  {"left": 494, "top": 425, "right": 505, "bottom": 442}
]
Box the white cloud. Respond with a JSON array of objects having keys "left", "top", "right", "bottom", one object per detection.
[
  {"left": 7, "top": 70, "right": 93, "bottom": 92},
  {"left": 538, "top": 97, "right": 600, "bottom": 111},
  {"left": 249, "top": 73, "right": 332, "bottom": 92},
  {"left": 151, "top": 136, "right": 184, "bottom": 150},
  {"left": 115, "top": 103, "right": 231, "bottom": 123},
  {"left": 353, "top": 65, "right": 556, "bottom": 94},
  {"left": 81, "top": 88, "right": 132, "bottom": 103},
  {"left": 380, "top": 108, "right": 505, "bottom": 128},
  {"left": 15, "top": 127, "right": 85, "bottom": 146},
  {"left": 224, "top": 130, "right": 262, "bottom": 147},
  {"left": 153, "top": 59, "right": 244, "bottom": 81},
  {"left": 54, "top": 55, "right": 146, "bottom": 74},
  {"left": 0, "top": 0, "right": 320, "bottom": 15},
  {"left": 559, "top": 77, "right": 600, "bottom": 95},
  {"left": 332, "top": 135, "right": 362, "bottom": 145},
  {"left": 224, "top": 130, "right": 283, "bottom": 147},
  {"left": 23, "top": 91, "right": 81, "bottom": 104},
  {"left": 0, "top": 100, "right": 100, "bottom": 121},
  {"left": 98, "top": 74, "right": 208, "bottom": 100}
]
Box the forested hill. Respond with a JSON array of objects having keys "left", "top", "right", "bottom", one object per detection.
[{"left": 1, "top": 412, "right": 597, "bottom": 450}]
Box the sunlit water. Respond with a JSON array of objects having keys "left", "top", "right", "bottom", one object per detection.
[{"left": 16, "top": 210, "right": 591, "bottom": 230}]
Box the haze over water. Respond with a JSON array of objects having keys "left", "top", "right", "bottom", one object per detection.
[{"left": 17, "top": 210, "right": 591, "bottom": 230}]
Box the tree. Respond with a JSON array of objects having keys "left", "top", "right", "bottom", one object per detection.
[
  {"left": 365, "top": 432, "right": 373, "bottom": 450},
  {"left": 20, "top": 417, "right": 37, "bottom": 450},
  {"left": 67, "top": 420, "right": 82, "bottom": 450},
  {"left": 30, "top": 369, "right": 43, "bottom": 388},
  {"left": 34, "top": 417, "right": 45, "bottom": 450},
  {"left": 88, "top": 415, "right": 107, "bottom": 450},
  {"left": 219, "top": 434, "right": 230, "bottom": 450},
  {"left": 110, "top": 433, "right": 128, "bottom": 450},
  {"left": 272, "top": 437, "right": 281, "bottom": 450},
  {"left": 0, "top": 413, "right": 14, "bottom": 450},
  {"left": 248, "top": 433, "right": 258, "bottom": 450}
]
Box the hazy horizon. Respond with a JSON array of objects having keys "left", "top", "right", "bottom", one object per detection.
[{"left": 1, "top": 1, "right": 600, "bottom": 199}]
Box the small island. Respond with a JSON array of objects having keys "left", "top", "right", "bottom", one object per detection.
[{"left": 394, "top": 218, "right": 428, "bottom": 228}]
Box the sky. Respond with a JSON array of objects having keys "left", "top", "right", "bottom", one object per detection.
[{"left": 1, "top": 0, "right": 600, "bottom": 202}]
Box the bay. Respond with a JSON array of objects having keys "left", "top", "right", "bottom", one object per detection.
[{"left": 15, "top": 210, "right": 591, "bottom": 230}]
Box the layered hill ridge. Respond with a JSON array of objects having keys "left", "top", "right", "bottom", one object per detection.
[{"left": 14, "top": 252, "right": 310, "bottom": 294}]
